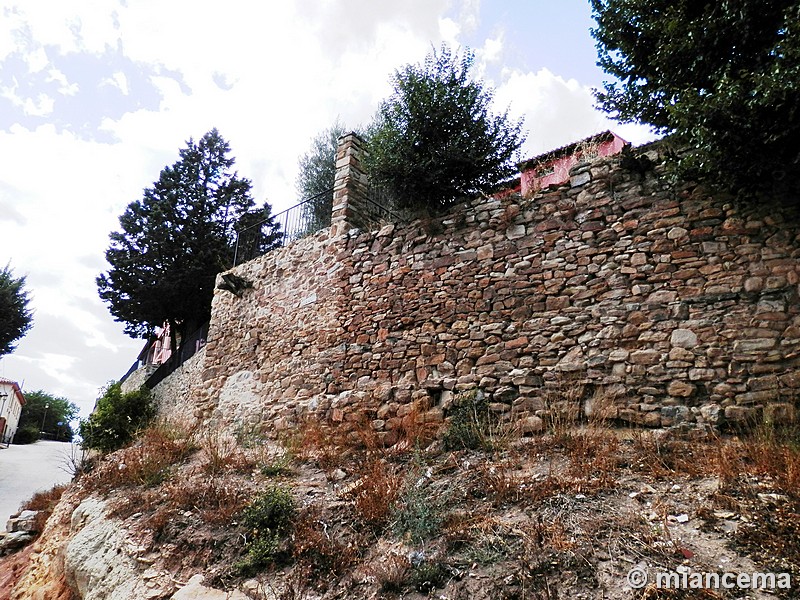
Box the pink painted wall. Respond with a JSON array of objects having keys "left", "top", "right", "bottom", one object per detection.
[
  {"left": 521, "top": 133, "right": 627, "bottom": 196},
  {"left": 140, "top": 324, "right": 172, "bottom": 366}
]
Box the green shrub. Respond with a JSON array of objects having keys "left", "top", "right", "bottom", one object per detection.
[
  {"left": 442, "top": 389, "right": 507, "bottom": 451},
  {"left": 392, "top": 476, "right": 444, "bottom": 543},
  {"left": 12, "top": 425, "right": 40, "bottom": 445},
  {"left": 365, "top": 44, "right": 525, "bottom": 214},
  {"left": 410, "top": 560, "right": 449, "bottom": 594},
  {"left": 237, "top": 485, "right": 296, "bottom": 573},
  {"left": 79, "top": 383, "right": 155, "bottom": 453},
  {"left": 260, "top": 453, "right": 293, "bottom": 477}
]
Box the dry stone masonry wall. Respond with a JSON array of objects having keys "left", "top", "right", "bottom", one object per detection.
[{"left": 185, "top": 143, "right": 800, "bottom": 439}]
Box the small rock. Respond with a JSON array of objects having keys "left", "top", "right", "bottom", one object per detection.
[
  {"left": 519, "top": 415, "right": 544, "bottom": 434},
  {"left": 713, "top": 511, "right": 737, "bottom": 520},
  {"left": 758, "top": 493, "right": 789, "bottom": 504},
  {"left": 671, "top": 514, "right": 690, "bottom": 523}
]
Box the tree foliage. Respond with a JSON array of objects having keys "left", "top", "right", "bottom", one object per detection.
[
  {"left": 0, "top": 263, "right": 33, "bottom": 356},
  {"left": 97, "top": 129, "right": 280, "bottom": 350},
  {"left": 15, "top": 390, "right": 78, "bottom": 443},
  {"left": 591, "top": 0, "right": 800, "bottom": 188},
  {"left": 79, "top": 383, "right": 155, "bottom": 452},
  {"left": 295, "top": 121, "right": 347, "bottom": 233},
  {"left": 365, "top": 45, "right": 525, "bottom": 213},
  {"left": 234, "top": 202, "right": 284, "bottom": 265}
]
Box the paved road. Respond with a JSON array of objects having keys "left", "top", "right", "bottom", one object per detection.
[{"left": 0, "top": 441, "right": 76, "bottom": 523}]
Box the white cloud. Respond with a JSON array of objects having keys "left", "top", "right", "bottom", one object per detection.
[
  {"left": 47, "top": 67, "right": 79, "bottom": 96},
  {"left": 495, "top": 67, "right": 657, "bottom": 158}
]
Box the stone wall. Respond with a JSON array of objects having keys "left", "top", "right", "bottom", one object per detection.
[
  {"left": 150, "top": 348, "right": 207, "bottom": 423},
  {"left": 175, "top": 142, "right": 800, "bottom": 438},
  {"left": 119, "top": 365, "right": 156, "bottom": 395}
]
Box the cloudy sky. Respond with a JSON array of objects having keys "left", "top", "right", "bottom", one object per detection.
[{"left": 0, "top": 0, "right": 656, "bottom": 419}]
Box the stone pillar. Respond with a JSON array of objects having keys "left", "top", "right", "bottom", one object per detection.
[{"left": 331, "top": 132, "right": 369, "bottom": 235}]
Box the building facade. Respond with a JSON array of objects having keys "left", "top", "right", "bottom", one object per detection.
[{"left": 0, "top": 378, "right": 26, "bottom": 444}]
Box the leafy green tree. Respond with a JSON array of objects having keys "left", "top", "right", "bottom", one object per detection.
[
  {"left": 365, "top": 45, "right": 525, "bottom": 214},
  {"left": 15, "top": 390, "right": 79, "bottom": 443},
  {"left": 79, "top": 383, "right": 155, "bottom": 452},
  {"left": 591, "top": 0, "right": 800, "bottom": 189},
  {"left": 295, "top": 121, "right": 346, "bottom": 233},
  {"left": 0, "top": 263, "right": 33, "bottom": 356},
  {"left": 97, "top": 129, "right": 280, "bottom": 352}
]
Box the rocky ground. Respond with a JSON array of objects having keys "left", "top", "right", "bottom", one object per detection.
[{"left": 2, "top": 409, "right": 798, "bottom": 600}]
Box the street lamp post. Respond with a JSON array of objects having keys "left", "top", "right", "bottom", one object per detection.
[{"left": 41, "top": 403, "right": 50, "bottom": 435}]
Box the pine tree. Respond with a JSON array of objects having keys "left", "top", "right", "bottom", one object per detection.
[
  {"left": 97, "top": 129, "right": 279, "bottom": 351},
  {"left": 0, "top": 263, "right": 32, "bottom": 356}
]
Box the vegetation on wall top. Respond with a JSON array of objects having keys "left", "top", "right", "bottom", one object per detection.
[
  {"left": 592, "top": 0, "right": 800, "bottom": 191},
  {"left": 365, "top": 45, "right": 526, "bottom": 214}
]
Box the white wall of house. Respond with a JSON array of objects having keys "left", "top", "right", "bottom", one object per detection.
[{"left": 0, "top": 378, "right": 25, "bottom": 443}]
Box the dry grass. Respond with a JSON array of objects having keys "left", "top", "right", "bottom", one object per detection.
[
  {"left": 347, "top": 458, "right": 402, "bottom": 528},
  {"left": 369, "top": 553, "right": 410, "bottom": 593},
  {"left": 85, "top": 423, "right": 192, "bottom": 491},
  {"left": 291, "top": 505, "right": 360, "bottom": 578},
  {"left": 629, "top": 431, "right": 710, "bottom": 478},
  {"left": 18, "top": 484, "right": 69, "bottom": 536},
  {"left": 295, "top": 419, "right": 352, "bottom": 473},
  {"left": 65, "top": 390, "right": 800, "bottom": 599},
  {"left": 296, "top": 410, "right": 437, "bottom": 476},
  {"left": 198, "top": 430, "right": 254, "bottom": 475},
  {"left": 477, "top": 461, "right": 524, "bottom": 506},
  {"left": 166, "top": 475, "right": 250, "bottom": 525}
]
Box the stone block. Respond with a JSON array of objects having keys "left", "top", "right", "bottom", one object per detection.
[
  {"left": 670, "top": 328, "right": 698, "bottom": 348},
  {"left": 688, "top": 368, "right": 715, "bottom": 381},
  {"left": 570, "top": 171, "right": 591, "bottom": 187},
  {"left": 506, "top": 224, "right": 526, "bottom": 240},
  {"left": 667, "top": 380, "right": 695, "bottom": 397},
  {"left": 733, "top": 338, "right": 776, "bottom": 352},
  {"left": 699, "top": 403, "right": 722, "bottom": 425},
  {"left": 736, "top": 390, "right": 777, "bottom": 405},
  {"left": 629, "top": 350, "right": 661, "bottom": 365},
  {"left": 172, "top": 575, "right": 250, "bottom": 600},
  {"left": 725, "top": 405, "right": 757, "bottom": 423},
  {"left": 519, "top": 415, "right": 544, "bottom": 434}
]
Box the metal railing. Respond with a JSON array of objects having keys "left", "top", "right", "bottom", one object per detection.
[
  {"left": 364, "top": 182, "right": 403, "bottom": 225},
  {"left": 233, "top": 189, "right": 334, "bottom": 266},
  {"left": 232, "top": 186, "right": 404, "bottom": 266}
]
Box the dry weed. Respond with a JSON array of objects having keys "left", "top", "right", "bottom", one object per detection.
[
  {"left": 198, "top": 430, "right": 253, "bottom": 475},
  {"left": 630, "top": 431, "right": 709, "bottom": 479},
  {"left": 291, "top": 505, "right": 359, "bottom": 578},
  {"left": 297, "top": 418, "right": 352, "bottom": 472},
  {"left": 19, "top": 483, "right": 69, "bottom": 535},
  {"left": 563, "top": 427, "right": 620, "bottom": 489},
  {"left": 86, "top": 424, "right": 190, "bottom": 491},
  {"left": 162, "top": 475, "right": 250, "bottom": 526},
  {"left": 369, "top": 553, "right": 410, "bottom": 593},
  {"left": 347, "top": 458, "right": 402, "bottom": 528},
  {"left": 521, "top": 515, "right": 575, "bottom": 553},
  {"left": 477, "top": 461, "right": 524, "bottom": 506}
]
